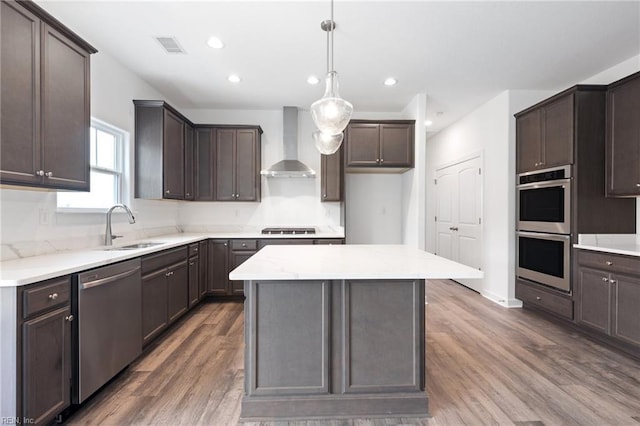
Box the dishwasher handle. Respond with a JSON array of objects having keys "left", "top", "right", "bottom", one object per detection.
[{"left": 80, "top": 266, "right": 141, "bottom": 290}]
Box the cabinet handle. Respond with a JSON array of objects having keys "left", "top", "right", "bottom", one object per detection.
[
  {"left": 235, "top": 194, "right": 240, "bottom": 199},
  {"left": 194, "top": 248, "right": 198, "bottom": 252},
  {"left": 380, "top": 158, "right": 384, "bottom": 164},
  {"left": 602, "top": 277, "right": 609, "bottom": 282},
  {"left": 376, "top": 159, "right": 380, "bottom": 164},
  {"left": 242, "top": 243, "right": 247, "bottom": 247},
  {"left": 45, "top": 171, "right": 53, "bottom": 178},
  {"left": 48, "top": 293, "right": 58, "bottom": 300},
  {"left": 535, "top": 296, "right": 541, "bottom": 301},
  {"left": 323, "top": 194, "right": 327, "bottom": 198},
  {"left": 609, "top": 279, "right": 617, "bottom": 284},
  {"left": 65, "top": 315, "right": 74, "bottom": 322},
  {"left": 165, "top": 190, "right": 171, "bottom": 194},
  {"left": 224, "top": 243, "right": 228, "bottom": 247},
  {"left": 606, "top": 261, "right": 613, "bottom": 266},
  {"left": 636, "top": 183, "right": 640, "bottom": 188},
  {"left": 35, "top": 170, "right": 45, "bottom": 177},
  {"left": 186, "top": 192, "right": 191, "bottom": 196}
]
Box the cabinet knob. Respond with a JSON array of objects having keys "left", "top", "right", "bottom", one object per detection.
[
  {"left": 186, "top": 192, "right": 191, "bottom": 196},
  {"left": 194, "top": 248, "right": 198, "bottom": 252},
  {"left": 535, "top": 296, "right": 541, "bottom": 301},
  {"left": 636, "top": 183, "right": 640, "bottom": 188},
  {"left": 376, "top": 159, "right": 380, "bottom": 163},
  {"left": 609, "top": 279, "right": 617, "bottom": 284},
  {"left": 65, "top": 315, "right": 74, "bottom": 322},
  {"left": 224, "top": 243, "right": 228, "bottom": 247},
  {"left": 323, "top": 194, "right": 327, "bottom": 198},
  {"left": 35, "top": 170, "right": 45, "bottom": 177},
  {"left": 606, "top": 261, "right": 613, "bottom": 266},
  {"left": 602, "top": 277, "right": 609, "bottom": 282},
  {"left": 48, "top": 293, "right": 58, "bottom": 300},
  {"left": 242, "top": 243, "right": 247, "bottom": 247},
  {"left": 380, "top": 158, "right": 384, "bottom": 164},
  {"left": 45, "top": 171, "right": 53, "bottom": 178},
  {"left": 165, "top": 190, "right": 171, "bottom": 194},
  {"left": 189, "top": 262, "right": 194, "bottom": 266}
]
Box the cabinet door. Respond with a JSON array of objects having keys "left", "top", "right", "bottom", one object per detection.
[
  {"left": 188, "top": 256, "right": 199, "bottom": 308},
  {"left": 577, "top": 267, "right": 612, "bottom": 334},
  {"left": 167, "top": 261, "right": 188, "bottom": 323},
  {"left": 215, "top": 129, "right": 236, "bottom": 201},
  {"left": 230, "top": 251, "right": 255, "bottom": 295},
  {"left": 209, "top": 240, "right": 230, "bottom": 295},
  {"left": 198, "top": 240, "right": 209, "bottom": 298},
  {"left": 184, "top": 124, "right": 195, "bottom": 201},
  {"left": 379, "top": 123, "right": 414, "bottom": 167},
  {"left": 346, "top": 124, "right": 380, "bottom": 166},
  {"left": 542, "top": 95, "right": 574, "bottom": 169},
  {"left": 321, "top": 148, "right": 342, "bottom": 202},
  {"left": 236, "top": 129, "right": 259, "bottom": 201},
  {"left": 142, "top": 269, "right": 168, "bottom": 345},
  {"left": 22, "top": 306, "right": 71, "bottom": 425},
  {"left": 0, "top": 2, "right": 41, "bottom": 186},
  {"left": 41, "top": 24, "right": 90, "bottom": 190},
  {"left": 612, "top": 273, "right": 640, "bottom": 346},
  {"left": 163, "top": 109, "right": 185, "bottom": 199},
  {"left": 516, "top": 109, "right": 542, "bottom": 173},
  {"left": 606, "top": 76, "right": 640, "bottom": 196},
  {"left": 195, "top": 128, "right": 214, "bottom": 201}
]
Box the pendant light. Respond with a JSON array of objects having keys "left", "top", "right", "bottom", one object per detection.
[{"left": 311, "top": 0, "right": 353, "bottom": 154}]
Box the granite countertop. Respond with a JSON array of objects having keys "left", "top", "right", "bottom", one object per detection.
[
  {"left": 229, "top": 244, "right": 484, "bottom": 281},
  {"left": 574, "top": 234, "right": 640, "bottom": 257},
  {"left": 0, "top": 229, "right": 345, "bottom": 287}
]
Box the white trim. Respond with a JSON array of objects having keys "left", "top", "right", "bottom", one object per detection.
[
  {"left": 481, "top": 290, "right": 523, "bottom": 308},
  {"left": 435, "top": 150, "right": 484, "bottom": 173}
]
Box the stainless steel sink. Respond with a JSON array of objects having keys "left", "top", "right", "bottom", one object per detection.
[{"left": 103, "top": 242, "right": 165, "bottom": 251}]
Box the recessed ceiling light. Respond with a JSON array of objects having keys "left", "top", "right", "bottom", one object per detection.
[
  {"left": 228, "top": 74, "right": 241, "bottom": 83},
  {"left": 383, "top": 77, "right": 397, "bottom": 86},
  {"left": 425, "top": 120, "right": 433, "bottom": 127},
  {"left": 307, "top": 75, "right": 320, "bottom": 85},
  {"left": 207, "top": 36, "right": 224, "bottom": 49}
]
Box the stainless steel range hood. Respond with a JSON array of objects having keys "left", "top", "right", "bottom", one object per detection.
[{"left": 261, "top": 107, "right": 316, "bottom": 178}]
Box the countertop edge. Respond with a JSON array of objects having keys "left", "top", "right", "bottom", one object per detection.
[{"left": 573, "top": 243, "right": 640, "bottom": 257}]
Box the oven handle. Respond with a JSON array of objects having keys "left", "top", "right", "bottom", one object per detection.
[
  {"left": 517, "top": 231, "right": 571, "bottom": 241},
  {"left": 517, "top": 178, "right": 571, "bottom": 190}
]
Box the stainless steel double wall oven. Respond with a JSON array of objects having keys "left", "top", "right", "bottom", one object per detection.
[{"left": 517, "top": 166, "right": 572, "bottom": 292}]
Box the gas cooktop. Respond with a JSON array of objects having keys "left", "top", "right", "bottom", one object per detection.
[{"left": 261, "top": 227, "right": 317, "bottom": 235}]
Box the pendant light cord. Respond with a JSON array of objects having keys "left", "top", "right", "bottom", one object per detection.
[{"left": 329, "top": 0, "right": 334, "bottom": 73}]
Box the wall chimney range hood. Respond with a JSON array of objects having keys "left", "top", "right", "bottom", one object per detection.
[{"left": 261, "top": 107, "right": 316, "bottom": 178}]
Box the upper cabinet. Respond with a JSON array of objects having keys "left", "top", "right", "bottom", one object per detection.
[
  {"left": 184, "top": 123, "right": 195, "bottom": 201},
  {"left": 345, "top": 120, "right": 415, "bottom": 172},
  {"left": 321, "top": 146, "right": 343, "bottom": 202},
  {"left": 214, "top": 127, "right": 262, "bottom": 202},
  {"left": 134, "top": 100, "right": 190, "bottom": 200},
  {"left": 606, "top": 71, "right": 640, "bottom": 197},
  {"left": 1, "top": 1, "right": 96, "bottom": 190},
  {"left": 516, "top": 92, "right": 574, "bottom": 173},
  {"left": 194, "top": 128, "right": 214, "bottom": 201}
]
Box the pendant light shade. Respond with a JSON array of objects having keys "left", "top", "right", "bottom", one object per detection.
[
  {"left": 311, "top": 71, "right": 353, "bottom": 136},
  {"left": 312, "top": 129, "right": 343, "bottom": 155}
]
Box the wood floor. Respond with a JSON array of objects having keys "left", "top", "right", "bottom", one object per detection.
[{"left": 65, "top": 280, "right": 640, "bottom": 425}]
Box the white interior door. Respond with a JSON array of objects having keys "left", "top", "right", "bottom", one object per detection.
[{"left": 435, "top": 156, "right": 483, "bottom": 292}]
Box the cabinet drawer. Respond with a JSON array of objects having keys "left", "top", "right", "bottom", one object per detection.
[
  {"left": 516, "top": 279, "right": 573, "bottom": 320},
  {"left": 578, "top": 250, "right": 640, "bottom": 277},
  {"left": 188, "top": 243, "right": 200, "bottom": 257},
  {"left": 142, "top": 246, "right": 188, "bottom": 275},
  {"left": 23, "top": 276, "right": 71, "bottom": 319},
  {"left": 231, "top": 240, "right": 258, "bottom": 251}
]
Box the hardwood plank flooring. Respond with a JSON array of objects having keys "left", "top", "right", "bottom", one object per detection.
[{"left": 64, "top": 280, "right": 640, "bottom": 425}]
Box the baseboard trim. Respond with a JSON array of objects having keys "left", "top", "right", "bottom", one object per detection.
[{"left": 481, "top": 290, "right": 523, "bottom": 308}]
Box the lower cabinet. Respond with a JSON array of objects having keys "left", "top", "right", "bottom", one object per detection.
[
  {"left": 229, "top": 240, "right": 258, "bottom": 296},
  {"left": 18, "top": 276, "right": 73, "bottom": 425},
  {"left": 198, "top": 240, "right": 208, "bottom": 298},
  {"left": 188, "top": 252, "right": 200, "bottom": 308},
  {"left": 515, "top": 278, "right": 573, "bottom": 320},
  {"left": 577, "top": 249, "right": 640, "bottom": 350},
  {"left": 141, "top": 247, "right": 188, "bottom": 346},
  {"left": 209, "top": 239, "right": 230, "bottom": 295}
]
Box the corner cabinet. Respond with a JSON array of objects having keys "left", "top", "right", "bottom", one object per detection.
[
  {"left": 214, "top": 127, "right": 262, "bottom": 201},
  {"left": 606, "top": 71, "right": 640, "bottom": 197},
  {"left": 321, "top": 146, "right": 343, "bottom": 202},
  {"left": 345, "top": 120, "right": 415, "bottom": 171},
  {"left": 1, "top": 1, "right": 96, "bottom": 190},
  {"left": 576, "top": 250, "right": 640, "bottom": 352},
  {"left": 134, "top": 100, "right": 192, "bottom": 200}
]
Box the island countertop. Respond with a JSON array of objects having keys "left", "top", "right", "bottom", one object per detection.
[{"left": 229, "top": 244, "right": 484, "bottom": 281}]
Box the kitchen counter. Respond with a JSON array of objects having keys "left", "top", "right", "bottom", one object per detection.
[
  {"left": 574, "top": 234, "right": 640, "bottom": 257},
  {"left": 235, "top": 244, "right": 482, "bottom": 421},
  {"left": 0, "top": 229, "right": 344, "bottom": 287}
]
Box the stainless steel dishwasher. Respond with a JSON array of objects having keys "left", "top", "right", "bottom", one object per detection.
[{"left": 73, "top": 258, "right": 142, "bottom": 404}]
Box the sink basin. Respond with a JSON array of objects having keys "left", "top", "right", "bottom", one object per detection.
[{"left": 103, "top": 242, "right": 165, "bottom": 251}]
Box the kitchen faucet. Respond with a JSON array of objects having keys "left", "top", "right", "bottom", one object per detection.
[{"left": 105, "top": 204, "right": 136, "bottom": 246}]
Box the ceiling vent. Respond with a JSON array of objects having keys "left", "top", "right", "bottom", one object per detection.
[{"left": 154, "top": 36, "right": 186, "bottom": 54}]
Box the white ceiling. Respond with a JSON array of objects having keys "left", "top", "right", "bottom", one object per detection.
[{"left": 36, "top": 1, "right": 640, "bottom": 132}]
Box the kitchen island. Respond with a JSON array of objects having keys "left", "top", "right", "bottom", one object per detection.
[{"left": 229, "top": 244, "right": 483, "bottom": 421}]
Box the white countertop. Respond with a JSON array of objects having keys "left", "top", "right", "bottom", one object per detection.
[
  {"left": 229, "top": 244, "right": 484, "bottom": 281},
  {"left": 574, "top": 234, "right": 640, "bottom": 257},
  {"left": 0, "top": 230, "right": 345, "bottom": 287}
]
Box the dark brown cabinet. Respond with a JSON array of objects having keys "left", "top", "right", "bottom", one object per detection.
[
  {"left": 321, "top": 147, "right": 343, "bottom": 202},
  {"left": 184, "top": 124, "right": 195, "bottom": 201},
  {"left": 214, "top": 127, "right": 262, "bottom": 201},
  {"left": 345, "top": 120, "right": 415, "bottom": 170},
  {"left": 17, "top": 276, "right": 73, "bottom": 425},
  {"left": 229, "top": 240, "right": 258, "bottom": 296},
  {"left": 516, "top": 92, "right": 574, "bottom": 173},
  {"left": 198, "top": 240, "right": 209, "bottom": 298},
  {"left": 577, "top": 249, "right": 640, "bottom": 351},
  {"left": 134, "top": 100, "right": 192, "bottom": 200},
  {"left": 195, "top": 128, "right": 214, "bottom": 201},
  {"left": 1, "top": 1, "right": 96, "bottom": 191},
  {"left": 209, "top": 239, "right": 230, "bottom": 295},
  {"left": 187, "top": 243, "right": 200, "bottom": 307},
  {"left": 606, "top": 71, "right": 640, "bottom": 197},
  {"left": 141, "top": 246, "right": 188, "bottom": 346}
]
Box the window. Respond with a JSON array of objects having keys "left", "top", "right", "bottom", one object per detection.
[{"left": 57, "top": 119, "right": 126, "bottom": 210}]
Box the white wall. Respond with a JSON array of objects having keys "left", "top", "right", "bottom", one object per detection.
[
  {"left": 177, "top": 108, "right": 342, "bottom": 230},
  {"left": 0, "top": 50, "right": 181, "bottom": 260}
]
